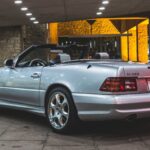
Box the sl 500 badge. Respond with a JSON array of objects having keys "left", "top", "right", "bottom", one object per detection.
[{"left": 127, "top": 72, "right": 140, "bottom": 76}]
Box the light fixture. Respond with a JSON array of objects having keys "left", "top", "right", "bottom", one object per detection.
[
  {"left": 14, "top": 0, "right": 23, "bottom": 4},
  {"left": 14, "top": 1, "right": 38, "bottom": 25},
  {"left": 102, "top": 1, "right": 109, "bottom": 5},
  {"left": 21, "top": 7, "right": 28, "bottom": 11},
  {"left": 30, "top": 17, "right": 36, "bottom": 21},
  {"left": 33, "top": 21, "right": 39, "bottom": 24},
  {"left": 96, "top": 12, "right": 103, "bottom": 15},
  {"left": 26, "top": 13, "right": 32, "bottom": 16},
  {"left": 99, "top": 7, "right": 105, "bottom": 10}
]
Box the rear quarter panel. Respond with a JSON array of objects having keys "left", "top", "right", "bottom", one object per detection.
[{"left": 39, "top": 64, "right": 118, "bottom": 106}]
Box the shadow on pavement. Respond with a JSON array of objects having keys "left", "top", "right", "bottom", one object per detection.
[{"left": 0, "top": 108, "right": 150, "bottom": 141}]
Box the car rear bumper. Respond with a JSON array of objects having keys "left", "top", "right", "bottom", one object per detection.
[{"left": 72, "top": 93, "right": 150, "bottom": 121}]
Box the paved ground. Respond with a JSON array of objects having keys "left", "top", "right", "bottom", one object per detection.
[{"left": 0, "top": 109, "right": 150, "bottom": 150}]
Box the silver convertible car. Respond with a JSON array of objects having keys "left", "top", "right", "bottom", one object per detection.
[{"left": 1, "top": 44, "right": 150, "bottom": 133}]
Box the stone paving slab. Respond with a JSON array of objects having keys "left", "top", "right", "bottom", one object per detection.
[
  {"left": 94, "top": 134, "right": 141, "bottom": 146},
  {"left": 0, "top": 141, "right": 43, "bottom": 150},
  {"left": 44, "top": 146, "right": 97, "bottom": 150},
  {"left": 46, "top": 133, "right": 94, "bottom": 146},
  {"left": 0, "top": 122, "right": 48, "bottom": 141},
  {"left": 98, "top": 142, "right": 149, "bottom": 150}
]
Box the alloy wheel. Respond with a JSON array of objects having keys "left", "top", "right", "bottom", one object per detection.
[{"left": 48, "top": 92, "right": 70, "bottom": 130}]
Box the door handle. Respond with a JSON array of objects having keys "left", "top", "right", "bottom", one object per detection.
[{"left": 31, "top": 73, "right": 41, "bottom": 79}]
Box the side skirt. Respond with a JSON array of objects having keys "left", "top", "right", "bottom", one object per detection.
[{"left": 0, "top": 100, "right": 45, "bottom": 116}]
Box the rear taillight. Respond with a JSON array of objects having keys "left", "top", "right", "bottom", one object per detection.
[{"left": 100, "top": 77, "right": 137, "bottom": 92}]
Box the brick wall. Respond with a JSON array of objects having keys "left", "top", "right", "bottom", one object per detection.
[
  {"left": 0, "top": 26, "right": 22, "bottom": 65},
  {"left": 22, "top": 24, "right": 48, "bottom": 49},
  {"left": 0, "top": 24, "right": 47, "bottom": 66}
]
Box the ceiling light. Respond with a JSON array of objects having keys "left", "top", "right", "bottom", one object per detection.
[
  {"left": 30, "top": 17, "right": 36, "bottom": 21},
  {"left": 99, "top": 7, "right": 105, "bottom": 10},
  {"left": 33, "top": 21, "right": 39, "bottom": 24},
  {"left": 14, "top": 0, "right": 23, "bottom": 4},
  {"left": 21, "top": 7, "right": 28, "bottom": 11},
  {"left": 96, "top": 12, "right": 103, "bottom": 15},
  {"left": 102, "top": 1, "right": 109, "bottom": 5},
  {"left": 26, "top": 13, "right": 32, "bottom": 16}
]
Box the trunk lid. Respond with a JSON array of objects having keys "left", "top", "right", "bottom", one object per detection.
[
  {"left": 123, "top": 65, "right": 150, "bottom": 77},
  {"left": 88, "top": 61, "right": 150, "bottom": 93}
]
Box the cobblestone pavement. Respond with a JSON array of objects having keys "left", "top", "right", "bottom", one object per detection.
[{"left": 0, "top": 109, "right": 150, "bottom": 150}]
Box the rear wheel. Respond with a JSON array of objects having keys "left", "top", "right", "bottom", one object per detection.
[{"left": 45, "top": 87, "right": 79, "bottom": 133}]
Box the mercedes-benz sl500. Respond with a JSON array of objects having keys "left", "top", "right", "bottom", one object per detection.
[{"left": 1, "top": 44, "right": 150, "bottom": 133}]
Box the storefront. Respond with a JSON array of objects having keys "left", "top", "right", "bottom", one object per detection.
[
  {"left": 49, "top": 18, "right": 149, "bottom": 63},
  {"left": 59, "top": 35, "right": 121, "bottom": 59}
]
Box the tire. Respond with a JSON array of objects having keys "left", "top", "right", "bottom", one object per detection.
[{"left": 45, "top": 87, "right": 79, "bottom": 133}]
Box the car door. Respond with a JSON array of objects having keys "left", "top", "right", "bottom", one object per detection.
[
  {"left": 3, "top": 66, "right": 43, "bottom": 106},
  {"left": 1, "top": 46, "right": 50, "bottom": 106}
]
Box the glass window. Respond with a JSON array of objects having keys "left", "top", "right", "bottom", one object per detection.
[{"left": 17, "top": 47, "right": 50, "bottom": 67}]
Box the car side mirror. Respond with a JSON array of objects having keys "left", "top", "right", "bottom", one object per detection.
[{"left": 4, "top": 59, "right": 14, "bottom": 68}]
